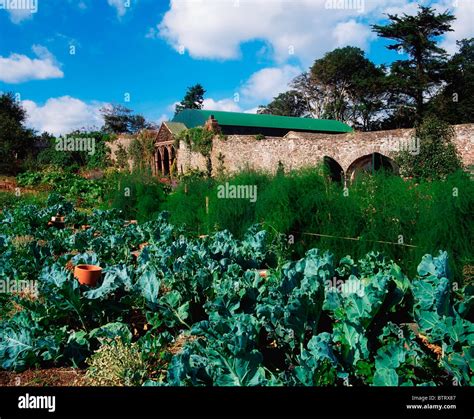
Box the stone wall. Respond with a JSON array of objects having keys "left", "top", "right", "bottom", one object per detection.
[
  {"left": 177, "top": 140, "right": 208, "bottom": 174},
  {"left": 108, "top": 135, "right": 135, "bottom": 170},
  {"left": 177, "top": 124, "right": 474, "bottom": 176}
]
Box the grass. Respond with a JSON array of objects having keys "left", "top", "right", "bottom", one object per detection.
[
  {"left": 0, "top": 191, "right": 49, "bottom": 209},
  {"left": 164, "top": 167, "right": 473, "bottom": 280},
  {"left": 2, "top": 166, "right": 472, "bottom": 281}
]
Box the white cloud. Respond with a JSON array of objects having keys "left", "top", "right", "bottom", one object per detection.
[
  {"left": 0, "top": 45, "right": 63, "bottom": 84},
  {"left": 157, "top": 0, "right": 473, "bottom": 64},
  {"left": 240, "top": 65, "right": 302, "bottom": 103},
  {"left": 22, "top": 96, "right": 104, "bottom": 135},
  {"left": 333, "top": 19, "right": 375, "bottom": 48},
  {"left": 2, "top": 1, "right": 38, "bottom": 24},
  {"left": 107, "top": 0, "right": 128, "bottom": 17},
  {"left": 156, "top": 113, "right": 169, "bottom": 124},
  {"left": 167, "top": 101, "right": 180, "bottom": 113},
  {"left": 7, "top": 8, "right": 33, "bottom": 23},
  {"left": 157, "top": 0, "right": 412, "bottom": 65},
  {"left": 377, "top": 0, "right": 474, "bottom": 55},
  {"left": 381, "top": 1, "right": 421, "bottom": 17},
  {"left": 202, "top": 98, "right": 241, "bottom": 112},
  {"left": 437, "top": 0, "right": 474, "bottom": 54},
  {"left": 243, "top": 107, "right": 259, "bottom": 114},
  {"left": 168, "top": 64, "right": 301, "bottom": 117}
]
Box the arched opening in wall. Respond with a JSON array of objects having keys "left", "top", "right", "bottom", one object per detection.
[
  {"left": 156, "top": 149, "right": 162, "bottom": 175},
  {"left": 163, "top": 147, "right": 170, "bottom": 176},
  {"left": 347, "top": 152, "right": 398, "bottom": 182},
  {"left": 323, "top": 156, "right": 344, "bottom": 182}
]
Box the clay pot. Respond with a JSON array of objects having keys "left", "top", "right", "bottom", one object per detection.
[
  {"left": 49, "top": 215, "right": 65, "bottom": 229},
  {"left": 74, "top": 264, "right": 102, "bottom": 286},
  {"left": 258, "top": 269, "right": 268, "bottom": 278}
]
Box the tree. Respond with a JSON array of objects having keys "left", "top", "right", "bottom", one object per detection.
[
  {"left": 428, "top": 38, "right": 474, "bottom": 124},
  {"left": 372, "top": 6, "right": 455, "bottom": 123},
  {"left": 395, "top": 116, "right": 462, "bottom": 180},
  {"left": 310, "top": 46, "right": 386, "bottom": 129},
  {"left": 175, "top": 84, "right": 206, "bottom": 116},
  {"left": 257, "top": 90, "right": 308, "bottom": 117},
  {"left": 291, "top": 72, "right": 327, "bottom": 118},
  {"left": 101, "top": 105, "right": 149, "bottom": 134},
  {"left": 0, "top": 92, "right": 35, "bottom": 174}
]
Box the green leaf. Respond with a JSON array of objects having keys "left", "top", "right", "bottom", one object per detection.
[{"left": 373, "top": 368, "right": 399, "bottom": 386}]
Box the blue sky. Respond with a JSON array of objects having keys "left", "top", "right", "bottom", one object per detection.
[{"left": 0, "top": 0, "right": 472, "bottom": 135}]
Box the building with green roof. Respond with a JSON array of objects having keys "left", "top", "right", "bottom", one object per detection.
[{"left": 171, "top": 109, "right": 352, "bottom": 136}]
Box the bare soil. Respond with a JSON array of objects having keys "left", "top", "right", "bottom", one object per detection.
[{"left": 0, "top": 368, "right": 87, "bottom": 387}]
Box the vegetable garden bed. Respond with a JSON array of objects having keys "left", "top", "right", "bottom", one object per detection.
[{"left": 0, "top": 195, "right": 472, "bottom": 386}]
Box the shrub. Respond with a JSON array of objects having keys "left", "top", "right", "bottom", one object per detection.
[
  {"left": 395, "top": 117, "right": 463, "bottom": 180},
  {"left": 36, "top": 131, "right": 111, "bottom": 171},
  {"left": 104, "top": 169, "right": 166, "bottom": 221},
  {"left": 85, "top": 338, "right": 147, "bottom": 386}
]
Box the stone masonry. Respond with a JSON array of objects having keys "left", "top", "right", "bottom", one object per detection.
[{"left": 177, "top": 124, "right": 474, "bottom": 179}]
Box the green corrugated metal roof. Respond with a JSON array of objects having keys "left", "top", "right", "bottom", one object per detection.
[
  {"left": 164, "top": 121, "right": 187, "bottom": 136},
  {"left": 172, "top": 109, "right": 353, "bottom": 133}
]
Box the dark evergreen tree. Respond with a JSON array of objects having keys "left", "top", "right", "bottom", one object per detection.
[
  {"left": 372, "top": 6, "right": 455, "bottom": 123},
  {"left": 0, "top": 92, "right": 35, "bottom": 174},
  {"left": 175, "top": 84, "right": 206, "bottom": 116}
]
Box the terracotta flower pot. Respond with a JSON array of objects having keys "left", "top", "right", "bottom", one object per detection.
[
  {"left": 49, "top": 215, "right": 65, "bottom": 229},
  {"left": 74, "top": 264, "right": 102, "bottom": 287},
  {"left": 258, "top": 269, "right": 268, "bottom": 278}
]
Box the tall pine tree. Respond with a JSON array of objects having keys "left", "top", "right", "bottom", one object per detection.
[
  {"left": 372, "top": 6, "right": 455, "bottom": 123},
  {"left": 175, "top": 84, "right": 206, "bottom": 116}
]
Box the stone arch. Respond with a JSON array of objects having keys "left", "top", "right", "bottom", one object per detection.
[
  {"left": 347, "top": 152, "right": 398, "bottom": 182},
  {"left": 323, "top": 156, "right": 344, "bottom": 182}
]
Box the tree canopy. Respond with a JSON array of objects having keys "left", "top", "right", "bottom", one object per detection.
[
  {"left": 258, "top": 90, "right": 308, "bottom": 117},
  {"left": 0, "top": 92, "right": 36, "bottom": 174},
  {"left": 258, "top": 6, "right": 473, "bottom": 131},
  {"left": 101, "top": 104, "right": 151, "bottom": 134},
  {"left": 372, "top": 6, "right": 455, "bottom": 123},
  {"left": 175, "top": 84, "right": 206, "bottom": 116}
]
